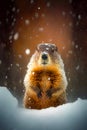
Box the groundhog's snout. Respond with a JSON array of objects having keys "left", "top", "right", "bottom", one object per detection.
[
  {"left": 42, "top": 53, "right": 48, "bottom": 60},
  {"left": 40, "top": 52, "right": 49, "bottom": 65}
]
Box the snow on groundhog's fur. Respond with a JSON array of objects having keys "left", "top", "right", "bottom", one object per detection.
[{"left": 23, "top": 43, "right": 68, "bottom": 109}]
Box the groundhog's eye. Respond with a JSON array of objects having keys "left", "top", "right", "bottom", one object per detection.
[
  {"left": 51, "top": 48, "right": 55, "bottom": 53},
  {"left": 51, "top": 47, "right": 58, "bottom": 53}
]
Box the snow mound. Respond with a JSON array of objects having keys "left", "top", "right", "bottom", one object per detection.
[{"left": 0, "top": 87, "right": 87, "bottom": 130}]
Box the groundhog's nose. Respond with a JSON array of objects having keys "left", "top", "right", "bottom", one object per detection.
[{"left": 42, "top": 53, "right": 48, "bottom": 60}]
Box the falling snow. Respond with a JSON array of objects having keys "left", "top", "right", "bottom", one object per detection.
[
  {"left": 48, "top": 77, "right": 51, "bottom": 81},
  {"left": 25, "top": 19, "right": 30, "bottom": 25},
  {"left": 9, "top": 35, "right": 13, "bottom": 40},
  {"left": 30, "top": 0, "right": 34, "bottom": 4},
  {"left": 46, "top": 48, "right": 49, "bottom": 51},
  {"left": 78, "top": 14, "right": 82, "bottom": 20},
  {"left": 18, "top": 54, "right": 22, "bottom": 59},
  {"left": 25, "top": 49, "right": 30, "bottom": 55},
  {"left": 35, "top": 12, "right": 39, "bottom": 18},
  {"left": 68, "top": 50, "right": 73, "bottom": 54},
  {"left": 16, "top": 63, "right": 20, "bottom": 67},
  {"left": 46, "top": 2, "right": 51, "bottom": 7},
  {"left": 37, "top": 7, "right": 40, "bottom": 10},
  {"left": 32, "top": 72, "right": 35, "bottom": 75},
  {"left": 39, "top": 27, "right": 44, "bottom": 32},
  {"left": 69, "top": 0, "right": 72, "bottom": 4},
  {"left": 76, "top": 65, "right": 80, "bottom": 70},
  {"left": 75, "top": 44, "right": 79, "bottom": 49},
  {"left": 62, "top": 11, "right": 66, "bottom": 16},
  {"left": 14, "top": 32, "right": 19, "bottom": 40},
  {"left": 12, "top": 7, "right": 16, "bottom": 12},
  {"left": 41, "top": 13, "right": 45, "bottom": 18},
  {"left": 5, "top": 76, "right": 8, "bottom": 79},
  {"left": 0, "top": 60, "right": 2, "bottom": 65}
]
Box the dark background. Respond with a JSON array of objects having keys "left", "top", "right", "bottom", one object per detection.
[{"left": 0, "top": 0, "right": 87, "bottom": 104}]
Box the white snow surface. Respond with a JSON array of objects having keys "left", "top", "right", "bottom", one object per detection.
[{"left": 0, "top": 87, "right": 87, "bottom": 130}]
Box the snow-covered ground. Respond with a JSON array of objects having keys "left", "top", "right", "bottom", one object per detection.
[{"left": 0, "top": 87, "right": 87, "bottom": 130}]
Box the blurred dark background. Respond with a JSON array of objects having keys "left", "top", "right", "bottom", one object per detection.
[{"left": 0, "top": 0, "right": 87, "bottom": 104}]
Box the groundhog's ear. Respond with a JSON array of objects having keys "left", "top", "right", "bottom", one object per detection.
[
  {"left": 52, "top": 46, "right": 58, "bottom": 52},
  {"left": 36, "top": 44, "right": 39, "bottom": 51},
  {"left": 55, "top": 46, "right": 58, "bottom": 51}
]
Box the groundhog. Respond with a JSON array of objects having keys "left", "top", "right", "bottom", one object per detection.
[{"left": 23, "top": 43, "right": 68, "bottom": 109}]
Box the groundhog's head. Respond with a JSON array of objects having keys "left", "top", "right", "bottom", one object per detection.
[{"left": 28, "top": 43, "right": 64, "bottom": 69}]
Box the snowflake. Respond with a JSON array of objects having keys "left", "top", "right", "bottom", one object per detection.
[
  {"left": 46, "top": 48, "right": 49, "bottom": 51},
  {"left": 9, "top": 35, "right": 13, "bottom": 40},
  {"left": 30, "top": 0, "right": 34, "bottom": 4},
  {"left": 12, "top": 7, "right": 16, "bottom": 12},
  {"left": 14, "top": 32, "right": 19, "bottom": 40},
  {"left": 78, "top": 14, "right": 81, "bottom": 20},
  {"left": 68, "top": 50, "right": 73, "bottom": 54},
  {"left": 46, "top": 2, "right": 51, "bottom": 7},
  {"left": 62, "top": 46, "right": 65, "bottom": 50},
  {"left": 35, "top": 12, "right": 39, "bottom": 18},
  {"left": 25, "top": 49, "right": 30, "bottom": 55},
  {"left": 25, "top": 19, "right": 30, "bottom": 25},
  {"left": 18, "top": 54, "right": 22, "bottom": 59},
  {"left": 39, "top": 27, "right": 44, "bottom": 32},
  {"left": 0, "top": 60, "right": 2, "bottom": 65},
  {"left": 62, "top": 11, "right": 66, "bottom": 16},
  {"left": 69, "top": 0, "right": 72, "bottom": 4},
  {"left": 38, "top": 7, "right": 40, "bottom": 10},
  {"left": 48, "top": 77, "right": 51, "bottom": 81},
  {"left": 76, "top": 65, "right": 80, "bottom": 70},
  {"left": 5, "top": 76, "right": 8, "bottom": 79},
  {"left": 10, "top": 64, "right": 13, "bottom": 67},
  {"left": 17, "top": 9, "right": 20, "bottom": 13},
  {"left": 16, "top": 63, "right": 20, "bottom": 67},
  {"left": 75, "top": 45, "right": 78, "bottom": 49},
  {"left": 41, "top": 13, "right": 45, "bottom": 18},
  {"left": 32, "top": 72, "right": 35, "bottom": 75}
]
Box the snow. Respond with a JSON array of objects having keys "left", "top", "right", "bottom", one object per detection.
[
  {"left": 62, "top": 11, "right": 66, "bottom": 16},
  {"left": 12, "top": 7, "right": 16, "bottom": 12},
  {"left": 25, "top": 19, "right": 30, "bottom": 25},
  {"left": 14, "top": 32, "right": 19, "bottom": 40},
  {"left": 69, "top": 0, "right": 72, "bottom": 4},
  {"left": 9, "top": 35, "right": 13, "bottom": 40},
  {"left": 0, "top": 60, "right": 2, "bottom": 65},
  {"left": 18, "top": 54, "right": 22, "bottom": 59},
  {"left": 75, "top": 44, "right": 79, "bottom": 49},
  {"left": 48, "top": 77, "right": 51, "bottom": 80},
  {"left": 32, "top": 71, "right": 35, "bottom": 75},
  {"left": 16, "top": 63, "right": 20, "bottom": 67},
  {"left": 78, "top": 14, "right": 82, "bottom": 20},
  {"left": 0, "top": 87, "right": 87, "bottom": 130},
  {"left": 46, "top": 2, "right": 51, "bottom": 7},
  {"left": 5, "top": 75, "right": 8, "bottom": 79},
  {"left": 38, "top": 27, "right": 44, "bottom": 32},
  {"left": 30, "top": 0, "right": 34, "bottom": 4},
  {"left": 25, "top": 49, "right": 30, "bottom": 55},
  {"left": 37, "top": 7, "right": 40, "bottom": 10},
  {"left": 76, "top": 65, "right": 80, "bottom": 70},
  {"left": 35, "top": 12, "right": 39, "bottom": 18}
]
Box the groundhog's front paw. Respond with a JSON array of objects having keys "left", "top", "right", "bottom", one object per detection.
[
  {"left": 46, "top": 87, "right": 61, "bottom": 98},
  {"left": 31, "top": 86, "right": 42, "bottom": 98}
]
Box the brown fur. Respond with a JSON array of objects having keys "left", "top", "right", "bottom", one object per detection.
[{"left": 23, "top": 43, "right": 67, "bottom": 109}]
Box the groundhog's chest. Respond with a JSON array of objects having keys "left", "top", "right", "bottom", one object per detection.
[{"left": 30, "top": 70, "right": 62, "bottom": 92}]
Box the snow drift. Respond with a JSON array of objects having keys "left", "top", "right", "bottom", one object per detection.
[{"left": 0, "top": 87, "right": 87, "bottom": 130}]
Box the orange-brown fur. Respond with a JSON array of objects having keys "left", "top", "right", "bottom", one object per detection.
[{"left": 23, "top": 43, "right": 68, "bottom": 109}]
